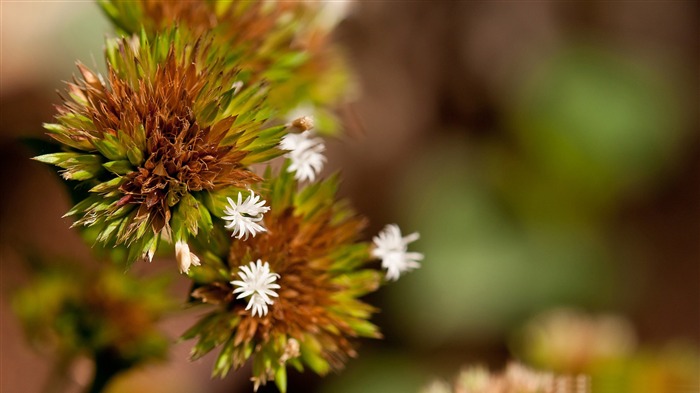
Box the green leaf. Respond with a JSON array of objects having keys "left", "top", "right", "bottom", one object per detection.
[
  {"left": 103, "top": 160, "right": 134, "bottom": 175},
  {"left": 300, "top": 338, "right": 330, "bottom": 375},
  {"left": 35, "top": 153, "right": 104, "bottom": 180},
  {"left": 275, "top": 51, "right": 310, "bottom": 69},
  {"left": 95, "top": 133, "right": 129, "bottom": 161},
  {"left": 213, "top": 334, "right": 237, "bottom": 378},
  {"left": 274, "top": 365, "right": 288, "bottom": 393},
  {"left": 346, "top": 317, "right": 381, "bottom": 338},
  {"left": 171, "top": 193, "right": 201, "bottom": 238},
  {"left": 33, "top": 152, "right": 84, "bottom": 166},
  {"left": 89, "top": 176, "right": 125, "bottom": 193}
]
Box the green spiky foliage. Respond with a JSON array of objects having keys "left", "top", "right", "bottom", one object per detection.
[
  {"left": 34, "top": 28, "right": 289, "bottom": 267},
  {"left": 183, "top": 162, "right": 383, "bottom": 392},
  {"left": 98, "top": 0, "right": 351, "bottom": 134}
]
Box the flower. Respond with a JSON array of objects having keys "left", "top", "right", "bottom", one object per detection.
[
  {"left": 185, "top": 164, "right": 383, "bottom": 388},
  {"left": 279, "top": 130, "right": 326, "bottom": 182},
  {"left": 222, "top": 191, "right": 271, "bottom": 240},
  {"left": 175, "top": 240, "right": 201, "bottom": 274},
  {"left": 372, "top": 224, "right": 423, "bottom": 281},
  {"left": 34, "top": 29, "right": 287, "bottom": 266},
  {"left": 231, "top": 260, "right": 280, "bottom": 317}
]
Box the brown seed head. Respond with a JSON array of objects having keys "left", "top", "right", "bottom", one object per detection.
[
  {"left": 62, "top": 47, "right": 260, "bottom": 237},
  {"left": 226, "top": 205, "right": 368, "bottom": 369}
]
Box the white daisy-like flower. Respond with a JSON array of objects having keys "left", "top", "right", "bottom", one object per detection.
[
  {"left": 222, "top": 191, "right": 271, "bottom": 240},
  {"left": 231, "top": 260, "right": 281, "bottom": 317},
  {"left": 279, "top": 130, "right": 326, "bottom": 182},
  {"left": 175, "top": 240, "right": 201, "bottom": 274},
  {"left": 372, "top": 224, "right": 423, "bottom": 281}
]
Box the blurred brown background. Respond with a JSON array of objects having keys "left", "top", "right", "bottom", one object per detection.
[{"left": 1, "top": 1, "right": 698, "bottom": 392}]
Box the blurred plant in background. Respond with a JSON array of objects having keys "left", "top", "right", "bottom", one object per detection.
[
  {"left": 418, "top": 309, "right": 698, "bottom": 393},
  {"left": 513, "top": 309, "right": 699, "bottom": 393},
  {"left": 420, "top": 363, "right": 588, "bottom": 393},
  {"left": 13, "top": 260, "right": 172, "bottom": 393},
  {"left": 512, "top": 309, "right": 637, "bottom": 374}
]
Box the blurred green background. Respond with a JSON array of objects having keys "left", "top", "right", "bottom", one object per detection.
[{"left": 1, "top": 2, "right": 697, "bottom": 393}]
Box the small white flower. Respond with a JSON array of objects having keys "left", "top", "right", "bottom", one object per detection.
[
  {"left": 175, "top": 240, "right": 201, "bottom": 274},
  {"left": 279, "top": 130, "right": 326, "bottom": 182},
  {"left": 222, "top": 191, "right": 270, "bottom": 240},
  {"left": 231, "top": 260, "right": 281, "bottom": 317},
  {"left": 372, "top": 224, "right": 423, "bottom": 281}
]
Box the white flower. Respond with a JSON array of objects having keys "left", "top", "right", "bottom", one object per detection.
[
  {"left": 175, "top": 240, "right": 201, "bottom": 274},
  {"left": 231, "top": 80, "right": 244, "bottom": 94},
  {"left": 222, "top": 191, "right": 270, "bottom": 240},
  {"left": 372, "top": 224, "right": 423, "bottom": 281},
  {"left": 231, "top": 260, "right": 281, "bottom": 317},
  {"left": 279, "top": 130, "right": 326, "bottom": 182}
]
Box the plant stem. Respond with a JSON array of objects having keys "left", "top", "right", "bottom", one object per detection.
[{"left": 84, "top": 351, "right": 130, "bottom": 393}]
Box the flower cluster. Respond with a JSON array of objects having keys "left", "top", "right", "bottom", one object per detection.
[
  {"left": 185, "top": 164, "right": 392, "bottom": 388},
  {"left": 222, "top": 191, "right": 271, "bottom": 240},
  {"left": 34, "top": 2, "right": 424, "bottom": 392},
  {"left": 35, "top": 29, "right": 288, "bottom": 267}
]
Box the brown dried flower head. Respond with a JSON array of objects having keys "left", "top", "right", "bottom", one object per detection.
[
  {"left": 185, "top": 163, "right": 383, "bottom": 390},
  {"left": 35, "top": 29, "right": 286, "bottom": 264}
]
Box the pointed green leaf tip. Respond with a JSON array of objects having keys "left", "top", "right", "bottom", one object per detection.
[
  {"left": 275, "top": 364, "right": 288, "bottom": 393},
  {"left": 34, "top": 152, "right": 103, "bottom": 180},
  {"left": 103, "top": 160, "right": 133, "bottom": 175}
]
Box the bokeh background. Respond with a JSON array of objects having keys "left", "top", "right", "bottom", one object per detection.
[{"left": 1, "top": 1, "right": 698, "bottom": 392}]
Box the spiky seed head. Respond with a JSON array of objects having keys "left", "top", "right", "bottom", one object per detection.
[
  {"left": 186, "top": 162, "right": 383, "bottom": 390},
  {"left": 35, "top": 28, "right": 287, "bottom": 266}
]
